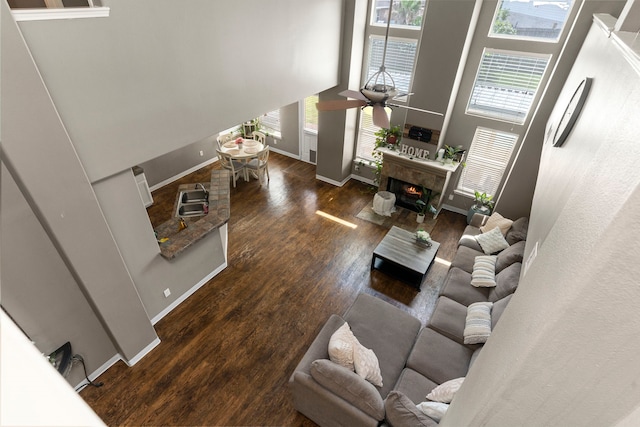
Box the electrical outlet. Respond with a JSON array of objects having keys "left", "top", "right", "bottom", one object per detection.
[
  {"left": 199, "top": 150, "right": 204, "bottom": 156},
  {"left": 163, "top": 288, "right": 171, "bottom": 298},
  {"left": 448, "top": 194, "right": 454, "bottom": 201}
]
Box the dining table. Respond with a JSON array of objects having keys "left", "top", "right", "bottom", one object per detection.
[{"left": 220, "top": 138, "right": 264, "bottom": 181}]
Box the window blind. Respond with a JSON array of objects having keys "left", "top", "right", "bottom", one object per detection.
[
  {"left": 456, "top": 127, "right": 518, "bottom": 197},
  {"left": 467, "top": 49, "right": 550, "bottom": 124},
  {"left": 261, "top": 110, "right": 280, "bottom": 133}
]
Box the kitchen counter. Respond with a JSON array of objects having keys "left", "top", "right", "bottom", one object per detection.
[{"left": 155, "top": 170, "right": 230, "bottom": 259}]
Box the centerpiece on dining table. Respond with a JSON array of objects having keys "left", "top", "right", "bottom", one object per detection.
[{"left": 235, "top": 137, "right": 243, "bottom": 149}]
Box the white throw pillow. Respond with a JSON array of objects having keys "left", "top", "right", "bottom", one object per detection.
[
  {"left": 471, "top": 255, "right": 497, "bottom": 287},
  {"left": 480, "top": 212, "right": 513, "bottom": 236},
  {"left": 426, "top": 377, "right": 464, "bottom": 403},
  {"left": 464, "top": 302, "right": 493, "bottom": 344},
  {"left": 328, "top": 323, "right": 356, "bottom": 370},
  {"left": 353, "top": 342, "right": 383, "bottom": 387},
  {"left": 416, "top": 401, "right": 449, "bottom": 422},
  {"left": 475, "top": 226, "right": 509, "bottom": 254}
]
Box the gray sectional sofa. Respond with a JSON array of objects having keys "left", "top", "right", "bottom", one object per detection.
[{"left": 289, "top": 214, "right": 529, "bottom": 426}]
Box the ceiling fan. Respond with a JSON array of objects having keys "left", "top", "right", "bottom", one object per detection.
[{"left": 316, "top": 0, "right": 443, "bottom": 129}]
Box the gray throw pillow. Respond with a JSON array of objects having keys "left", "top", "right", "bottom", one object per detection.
[
  {"left": 495, "top": 240, "right": 525, "bottom": 272},
  {"left": 505, "top": 217, "right": 529, "bottom": 245},
  {"left": 310, "top": 359, "right": 385, "bottom": 421},
  {"left": 385, "top": 391, "right": 438, "bottom": 427}
]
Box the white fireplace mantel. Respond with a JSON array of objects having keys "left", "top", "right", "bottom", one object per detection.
[{"left": 376, "top": 147, "right": 461, "bottom": 216}]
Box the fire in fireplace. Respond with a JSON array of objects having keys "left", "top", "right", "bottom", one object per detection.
[{"left": 387, "top": 178, "right": 432, "bottom": 212}]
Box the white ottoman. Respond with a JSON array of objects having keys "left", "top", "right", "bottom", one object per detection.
[{"left": 372, "top": 191, "right": 396, "bottom": 216}]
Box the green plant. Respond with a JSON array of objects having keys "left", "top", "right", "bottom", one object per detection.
[
  {"left": 443, "top": 144, "right": 464, "bottom": 160},
  {"left": 374, "top": 125, "right": 403, "bottom": 149},
  {"left": 473, "top": 190, "right": 495, "bottom": 210},
  {"left": 415, "top": 187, "right": 438, "bottom": 215}
]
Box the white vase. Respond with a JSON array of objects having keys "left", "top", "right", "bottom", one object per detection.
[{"left": 416, "top": 213, "right": 425, "bottom": 223}]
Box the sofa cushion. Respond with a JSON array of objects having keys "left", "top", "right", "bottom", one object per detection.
[
  {"left": 505, "top": 217, "right": 529, "bottom": 245},
  {"left": 470, "top": 255, "right": 497, "bottom": 288},
  {"left": 407, "top": 328, "right": 474, "bottom": 384},
  {"left": 489, "top": 262, "right": 521, "bottom": 302},
  {"left": 426, "top": 377, "right": 465, "bottom": 403},
  {"left": 463, "top": 302, "right": 493, "bottom": 344},
  {"left": 417, "top": 402, "right": 449, "bottom": 422},
  {"left": 440, "top": 267, "right": 490, "bottom": 306},
  {"left": 310, "top": 359, "right": 385, "bottom": 421},
  {"left": 458, "top": 225, "right": 482, "bottom": 251},
  {"left": 328, "top": 322, "right": 356, "bottom": 370},
  {"left": 492, "top": 294, "right": 512, "bottom": 329},
  {"left": 344, "top": 293, "right": 422, "bottom": 398},
  {"left": 385, "top": 391, "right": 438, "bottom": 427},
  {"left": 480, "top": 212, "right": 513, "bottom": 236},
  {"left": 495, "top": 240, "right": 526, "bottom": 273},
  {"left": 451, "top": 245, "right": 485, "bottom": 274},
  {"left": 393, "top": 368, "right": 439, "bottom": 404},
  {"left": 475, "top": 226, "right": 510, "bottom": 254},
  {"left": 427, "top": 296, "right": 468, "bottom": 344}
]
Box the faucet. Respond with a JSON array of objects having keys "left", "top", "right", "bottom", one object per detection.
[{"left": 196, "top": 183, "right": 209, "bottom": 197}]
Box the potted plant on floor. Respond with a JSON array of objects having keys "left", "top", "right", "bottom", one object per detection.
[
  {"left": 466, "top": 190, "right": 494, "bottom": 224},
  {"left": 416, "top": 187, "right": 439, "bottom": 224}
]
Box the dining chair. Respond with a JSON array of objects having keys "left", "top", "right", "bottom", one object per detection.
[
  {"left": 216, "top": 149, "right": 246, "bottom": 187},
  {"left": 252, "top": 131, "right": 267, "bottom": 145},
  {"left": 246, "top": 146, "right": 270, "bottom": 185},
  {"left": 216, "top": 133, "right": 234, "bottom": 150}
]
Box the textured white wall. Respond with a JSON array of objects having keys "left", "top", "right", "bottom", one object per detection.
[{"left": 443, "top": 17, "right": 640, "bottom": 426}]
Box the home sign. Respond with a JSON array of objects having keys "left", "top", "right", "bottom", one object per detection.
[{"left": 399, "top": 144, "right": 429, "bottom": 160}]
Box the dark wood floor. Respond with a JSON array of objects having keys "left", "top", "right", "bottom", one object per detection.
[{"left": 80, "top": 153, "right": 467, "bottom": 426}]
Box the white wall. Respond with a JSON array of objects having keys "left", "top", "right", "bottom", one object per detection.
[
  {"left": 14, "top": 0, "right": 343, "bottom": 183},
  {"left": 443, "top": 15, "right": 640, "bottom": 426}
]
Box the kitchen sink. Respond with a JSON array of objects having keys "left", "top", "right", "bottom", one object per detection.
[
  {"left": 177, "top": 203, "right": 208, "bottom": 217},
  {"left": 175, "top": 185, "right": 210, "bottom": 218},
  {"left": 180, "top": 189, "right": 208, "bottom": 203}
]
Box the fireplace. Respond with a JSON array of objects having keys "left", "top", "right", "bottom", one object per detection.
[{"left": 388, "top": 178, "right": 432, "bottom": 213}]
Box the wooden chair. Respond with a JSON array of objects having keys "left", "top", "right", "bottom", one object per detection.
[
  {"left": 216, "top": 149, "right": 246, "bottom": 187},
  {"left": 216, "top": 133, "right": 234, "bottom": 150},
  {"left": 252, "top": 131, "right": 266, "bottom": 145},
  {"left": 246, "top": 146, "right": 270, "bottom": 185}
]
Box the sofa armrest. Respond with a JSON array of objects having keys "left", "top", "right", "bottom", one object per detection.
[{"left": 470, "top": 213, "right": 489, "bottom": 228}]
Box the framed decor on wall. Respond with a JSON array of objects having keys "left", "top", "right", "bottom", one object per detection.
[{"left": 552, "top": 77, "right": 593, "bottom": 147}]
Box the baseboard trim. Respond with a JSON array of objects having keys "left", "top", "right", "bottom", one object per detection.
[
  {"left": 124, "top": 337, "right": 161, "bottom": 367},
  {"left": 149, "top": 157, "right": 219, "bottom": 192},
  {"left": 269, "top": 146, "right": 300, "bottom": 160},
  {"left": 316, "top": 174, "right": 351, "bottom": 187},
  {"left": 150, "top": 262, "right": 228, "bottom": 326},
  {"left": 349, "top": 174, "right": 376, "bottom": 186}
]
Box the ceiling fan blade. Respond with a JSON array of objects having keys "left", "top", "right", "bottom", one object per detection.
[
  {"left": 338, "top": 89, "right": 368, "bottom": 101},
  {"left": 393, "top": 92, "right": 415, "bottom": 99},
  {"left": 316, "top": 99, "right": 367, "bottom": 111},
  {"left": 388, "top": 103, "right": 444, "bottom": 117},
  {"left": 372, "top": 105, "right": 390, "bottom": 128}
]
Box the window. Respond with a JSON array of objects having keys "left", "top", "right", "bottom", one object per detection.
[
  {"left": 371, "top": 0, "right": 426, "bottom": 29},
  {"left": 467, "top": 49, "right": 550, "bottom": 124},
  {"left": 456, "top": 127, "right": 518, "bottom": 197},
  {"left": 490, "top": 0, "right": 574, "bottom": 42},
  {"left": 356, "top": 36, "right": 418, "bottom": 161},
  {"left": 261, "top": 110, "right": 280, "bottom": 134},
  {"left": 304, "top": 95, "right": 319, "bottom": 132}
]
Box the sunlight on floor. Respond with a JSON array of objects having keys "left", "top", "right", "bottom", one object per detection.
[
  {"left": 434, "top": 257, "right": 451, "bottom": 267},
  {"left": 315, "top": 210, "right": 358, "bottom": 229}
]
